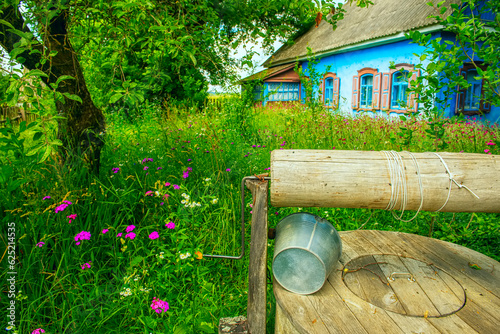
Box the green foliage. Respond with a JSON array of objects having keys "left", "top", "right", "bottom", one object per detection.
[{"left": 407, "top": 0, "right": 500, "bottom": 118}]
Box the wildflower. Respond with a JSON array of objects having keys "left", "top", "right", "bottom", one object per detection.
[
  {"left": 67, "top": 214, "right": 77, "bottom": 224},
  {"left": 160, "top": 202, "right": 164, "bottom": 206},
  {"left": 484, "top": 149, "right": 490, "bottom": 154},
  {"left": 204, "top": 178, "right": 211, "bottom": 182},
  {"left": 179, "top": 252, "right": 191, "bottom": 260},
  {"left": 187, "top": 167, "right": 193, "bottom": 171},
  {"left": 165, "top": 221, "right": 175, "bottom": 229},
  {"left": 486, "top": 140, "right": 496, "bottom": 146},
  {"left": 157, "top": 251, "right": 165, "bottom": 259},
  {"left": 157, "top": 167, "right": 162, "bottom": 170},
  {"left": 112, "top": 167, "right": 120, "bottom": 173},
  {"left": 182, "top": 171, "right": 189, "bottom": 179},
  {"left": 212, "top": 198, "right": 218, "bottom": 204},
  {"left": 163, "top": 193, "right": 170, "bottom": 199},
  {"left": 151, "top": 297, "right": 169, "bottom": 314},
  {"left": 145, "top": 191, "right": 154, "bottom": 196},
  {"left": 102, "top": 229, "right": 109, "bottom": 234},
  {"left": 173, "top": 184, "right": 180, "bottom": 190},
  {"left": 194, "top": 251, "right": 203, "bottom": 260},
  {"left": 42, "top": 196, "right": 51, "bottom": 200},
  {"left": 117, "top": 233, "right": 122, "bottom": 237},
  {"left": 120, "top": 287, "right": 132, "bottom": 297},
  {"left": 149, "top": 231, "right": 159, "bottom": 240},
  {"left": 36, "top": 241, "right": 45, "bottom": 247},
  {"left": 165, "top": 182, "right": 171, "bottom": 187},
  {"left": 126, "top": 225, "right": 136, "bottom": 232},
  {"left": 74, "top": 231, "right": 91, "bottom": 245},
  {"left": 31, "top": 329, "right": 45, "bottom": 334},
  {"left": 81, "top": 262, "right": 91, "bottom": 270},
  {"left": 55, "top": 203, "right": 69, "bottom": 213},
  {"left": 144, "top": 166, "right": 149, "bottom": 171},
  {"left": 125, "top": 232, "right": 136, "bottom": 240},
  {"left": 226, "top": 168, "right": 231, "bottom": 172}
]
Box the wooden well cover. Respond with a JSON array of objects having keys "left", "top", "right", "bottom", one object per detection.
[{"left": 342, "top": 254, "right": 466, "bottom": 317}]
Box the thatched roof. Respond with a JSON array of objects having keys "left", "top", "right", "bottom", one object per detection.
[{"left": 263, "top": 0, "right": 461, "bottom": 67}]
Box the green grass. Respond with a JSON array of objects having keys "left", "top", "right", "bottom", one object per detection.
[{"left": 1, "top": 98, "right": 499, "bottom": 333}]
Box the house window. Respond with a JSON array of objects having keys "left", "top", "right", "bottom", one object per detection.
[
  {"left": 390, "top": 71, "right": 408, "bottom": 109},
  {"left": 464, "top": 69, "right": 481, "bottom": 110},
  {"left": 360, "top": 75, "right": 373, "bottom": 108},
  {"left": 324, "top": 78, "right": 333, "bottom": 106},
  {"left": 456, "top": 63, "right": 491, "bottom": 115},
  {"left": 268, "top": 82, "right": 299, "bottom": 101}
]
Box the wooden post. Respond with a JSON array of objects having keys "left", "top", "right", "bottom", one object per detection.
[
  {"left": 271, "top": 149, "right": 500, "bottom": 213},
  {"left": 246, "top": 179, "right": 269, "bottom": 333}
]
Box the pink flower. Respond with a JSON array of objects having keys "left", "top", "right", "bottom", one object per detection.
[
  {"left": 55, "top": 203, "right": 68, "bottom": 213},
  {"left": 67, "top": 214, "right": 77, "bottom": 224},
  {"left": 226, "top": 168, "right": 231, "bottom": 172},
  {"left": 151, "top": 297, "right": 169, "bottom": 314},
  {"left": 102, "top": 229, "right": 109, "bottom": 234},
  {"left": 486, "top": 141, "right": 496, "bottom": 146},
  {"left": 42, "top": 196, "right": 51, "bottom": 200},
  {"left": 163, "top": 194, "right": 170, "bottom": 199},
  {"left": 484, "top": 149, "right": 490, "bottom": 154},
  {"left": 160, "top": 202, "right": 164, "bottom": 206},
  {"left": 182, "top": 171, "right": 189, "bottom": 179},
  {"left": 165, "top": 221, "right": 175, "bottom": 229},
  {"left": 112, "top": 167, "right": 120, "bottom": 173},
  {"left": 173, "top": 184, "right": 180, "bottom": 190},
  {"left": 187, "top": 167, "right": 193, "bottom": 171},
  {"left": 149, "top": 231, "right": 159, "bottom": 240},
  {"left": 125, "top": 232, "right": 136, "bottom": 240},
  {"left": 117, "top": 233, "right": 122, "bottom": 237},
  {"left": 36, "top": 241, "right": 45, "bottom": 247},
  {"left": 126, "top": 225, "right": 136, "bottom": 232},
  {"left": 74, "top": 231, "right": 91, "bottom": 246},
  {"left": 145, "top": 191, "right": 154, "bottom": 196},
  {"left": 31, "top": 329, "right": 45, "bottom": 334},
  {"left": 81, "top": 261, "right": 92, "bottom": 270},
  {"left": 165, "top": 182, "right": 171, "bottom": 187}
]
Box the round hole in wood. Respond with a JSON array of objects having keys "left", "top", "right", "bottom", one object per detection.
[{"left": 341, "top": 254, "right": 466, "bottom": 317}]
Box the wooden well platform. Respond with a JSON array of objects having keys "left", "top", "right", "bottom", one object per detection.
[{"left": 274, "top": 230, "right": 500, "bottom": 333}]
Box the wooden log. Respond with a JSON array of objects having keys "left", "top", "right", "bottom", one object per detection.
[
  {"left": 246, "top": 179, "right": 269, "bottom": 333},
  {"left": 271, "top": 149, "right": 500, "bottom": 213}
]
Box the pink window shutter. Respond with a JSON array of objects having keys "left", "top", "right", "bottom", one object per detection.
[{"left": 352, "top": 75, "right": 359, "bottom": 109}]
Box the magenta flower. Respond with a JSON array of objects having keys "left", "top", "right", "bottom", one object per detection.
[
  {"left": 226, "top": 168, "right": 231, "bottom": 172},
  {"left": 117, "top": 233, "right": 122, "bottom": 237},
  {"left": 42, "top": 196, "right": 51, "bottom": 200},
  {"left": 102, "top": 229, "right": 109, "bottom": 234},
  {"left": 486, "top": 141, "right": 496, "bottom": 146},
  {"left": 485, "top": 149, "right": 490, "bottom": 154},
  {"left": 165, "top": 221, "right": 175, "bottom": 229},
  {"left": 173, "top": 184, "right": 180, "bottom": 190},
  {"left": 151, "top": 297, "right": 169, "bottom": 314},
  {"left": 74, "top": 231, "right": 91, "bottom": 246},
  {"left": 149, "top": 231, "right": 159, "bottom": 240},
  {"left": 36, "top": 241, "right": 45, "bottom": 247},
  {"left": 144, "top": 166, "right": 149, "bottom": 171},
  {"left": 125, "top": 232, "right": 136, "bottom": 240},
  {"left": 145, "top": 191, "right": 154, "bottom": 196},
  {"left": 182, "top": 171, "right": 189, "bottom": 179},
  {"left": 187, "top": 167, "right": 193, "bottom": 171},
  {"left": 157, "top": 167, "right": 162, "bottom": 170},
  {"left": 31, "top": 329, "right": 45, "bottom": 334},
  {"left": 160, "top": 202, "right": 164, "bottom": 206},
  {"left": 63, "top": 200, "right": 72, "bottom": 205},
  {"left": 67, "top": 214, "right": 77, "bottom": 224},
  {"left": 163, "top": 194, "right": 170, "bottom": 199},
  {"left": 126, "top": 225, "right": 136, "bottom": 232},
  {"left": 165, "top": 182, "right": 171, "bottom": 187},
  {"left": 81, "top": 261, "right": 92, "bottom": 270},
  {"left": 112, "top": 167, "right": 120, "bottom": 173},
  {"left": 55, "top": 203, "right": 69, "bottom": 213}
]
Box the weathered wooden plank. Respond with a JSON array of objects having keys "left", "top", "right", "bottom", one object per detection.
[
  {"left": 246, "top": 179, "right": 269, "bottom": 334},
  {"left": 271, "top": 149, "right": 500, "bottom": 212},
  {"left": 275, "top": 303, "right": 301, "bottom": 334},
  {"left": 274, "top": 279, "right": 331, "bottom": 334}
]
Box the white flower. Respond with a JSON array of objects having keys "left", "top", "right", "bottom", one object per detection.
[
  {"left": 212, "top": 198, "right": 218, "bottom": 204},
  {"left": 204, "top": 178, "right": 211, "bottom": 182}
]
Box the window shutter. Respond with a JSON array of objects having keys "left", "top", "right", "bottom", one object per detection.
[
  {"left": 408, "top": 70, "right": 419, "bottom": 112},
  {"left": 456, "top": 68, "right": 467, "bottom": 114},
  {"left": 480, "top": 78, "right": 492, "bottom": 113},
  {"left": 373, "top": 73, "right": 382, "bottom": 109},
  {"left": 333, "top": 77, "right": 340, "bottom": 108},
  {"left": 352, "top": 75, "right": 359, "bottom": 109},
  {"left": 381, "top": 73, "right": 390, "bottom": 110}
]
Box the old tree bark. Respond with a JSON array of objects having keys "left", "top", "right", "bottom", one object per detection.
[{"left": 0, "top": 3, "right": 105, "bottom": 172}]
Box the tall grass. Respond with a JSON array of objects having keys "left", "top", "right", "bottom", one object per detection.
[{"left": 1, "top": 99, "right": 499, "bottom": 333}]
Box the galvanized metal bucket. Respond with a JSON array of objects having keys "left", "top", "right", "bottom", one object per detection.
[{"left": 272, "top": 212, "right": 342, "bottom": 295}]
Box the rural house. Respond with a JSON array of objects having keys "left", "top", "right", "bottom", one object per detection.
[{"left": 240, "top": 0, "right": 499, "bottom": 122}]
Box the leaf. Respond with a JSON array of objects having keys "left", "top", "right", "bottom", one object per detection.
[
  {"left": 468, "top": 262, "right": 481, "bottom": 270},
  {"left": 62, "top": 93, "right": 83, "bottom": 103},
  {"left": 56, "top": 75, "right": 76, "bottom": 86},
  {"left": 38, "top": 146, "right": 52, "bottom": 163},
  {"left": 0, "top": 19, "right": 14, "bottom": 29},
  {"left": 187, "top": 52, "right": 197, "bottom": 66},
  {"left": 26, "top": 69, "right": 49, "bottom": 78},
  {"left": 131, "top": 256, "right": 143, "bottom": 266},
  {"left": 109, "top": 93, "right": 123, "bottom": 104}
]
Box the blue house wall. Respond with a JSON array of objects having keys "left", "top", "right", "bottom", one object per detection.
[{"left": 264, "top": 32, "right": 499, "bottom": 123}]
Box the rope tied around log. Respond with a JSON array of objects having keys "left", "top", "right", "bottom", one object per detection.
[
  {"left": 383, "top": 151, "right": 480, "bottom": 221},
  {"left": 433, "top": 152, "right": 480, "bottom": 212}
]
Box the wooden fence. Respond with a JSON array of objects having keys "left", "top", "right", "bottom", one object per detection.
[{"left": 0, "top": 105, "right": 36, "bottom": 127}]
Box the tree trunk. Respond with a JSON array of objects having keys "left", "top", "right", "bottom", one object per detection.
[{"left": 0, "top": 4, "right": 105, "bottom": 173}]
